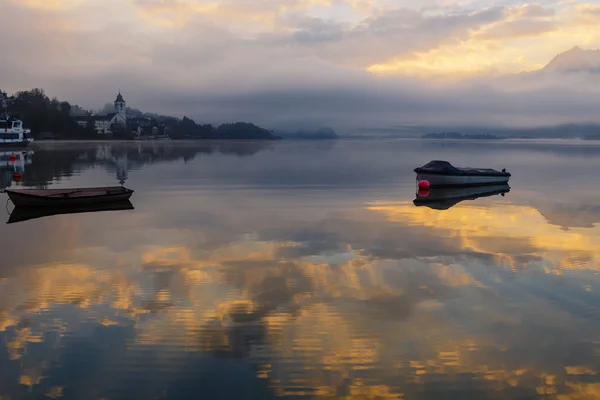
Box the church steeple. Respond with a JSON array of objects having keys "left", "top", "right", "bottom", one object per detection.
[
  {"left": 114, "top": 91, "right": 126, "bottom": 122},
  {"left": 115, "top": 91, "right": 125, "bottom": 104}
]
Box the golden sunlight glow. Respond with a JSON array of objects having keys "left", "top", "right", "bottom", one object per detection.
[
  {"left": 133, "top": 0, "right": 337, "bottom": 30},
  {"left": 556, "top": 382, "right": 600, "bottom": 400},
  {"left": 135, "top": 1, "right": 220, "bottom": 28},
  {"left": 367, "top": 43, "right": 544, "bottom": 78},
  {"left": 367, "top": 2, "right": 600, "bottom": 77},
  {"left": 368, "top": 201, "right": 600, "bottom": 273},
  {"left": 9, "top": 0, "right": 83, "bottom": 10}
]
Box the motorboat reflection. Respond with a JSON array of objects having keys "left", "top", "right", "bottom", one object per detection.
[{"left": 414, "top": 184, "right": 510, "bottom": 210}]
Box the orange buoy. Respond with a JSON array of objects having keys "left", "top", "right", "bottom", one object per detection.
[
  {"left": 12, "top": 172, "right": 22, "bottom": 182},
  {"left": 9, "top": 154, "right": 17, "bottom": 162}
]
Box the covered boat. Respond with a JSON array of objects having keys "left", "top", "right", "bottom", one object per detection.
[
  {"left": 414, "top": 184, "right": 510, "bottom": 210},
  {"left": 414, "top": 160, "right": 511, "bottom": 187},
  {"left": 5, "top": 186, "right": 134, "bottom": 207},
  {"left": 0, "top": 117, "right": 34, "bottom": 147}
]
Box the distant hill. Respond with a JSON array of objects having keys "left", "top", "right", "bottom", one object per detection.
[
  {"left": 542, "top": 46, "right": 600, "bottom": 73},
  {"left": 368, "top": 123, "right": 600, "bottom": 140},
  {"left": 276, "top": 127, "right": 339, "bottom": 140},
  {"left": 422, "top": 132, "right": 504, "bottom": 140},
  {"left": 497, "top": 123, "right": 600, "bottom": 139}
]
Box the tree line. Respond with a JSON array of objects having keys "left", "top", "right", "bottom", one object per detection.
[{"left": 1, "top": 88, "right": 278, "bottom": 140}]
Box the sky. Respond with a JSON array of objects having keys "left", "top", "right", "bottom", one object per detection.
[{"left": 2, "top": 0, "right": 600, "bottom": 130}]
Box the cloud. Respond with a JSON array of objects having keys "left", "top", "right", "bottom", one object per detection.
[
  {"left": 134, "top": 0, "right": 221, "bottom": 27},
  {"left": 475, "top": 3, "right": 558, "bottom": 40},
  {"left": 515, "top": 3, "right": 556, "bottom": 18},
  {"left": 367, "top": 3, "right": 562, "bottom": 75},
  {"left": 572, "top": 2, "right": 600, "bottom": 24},
  {"left": 8, "top": 0, "right": 84, "bottom": 11},
  {"left": 1, "top": 0, "right": 600, "bottom": 130},
  {"left": 478, "top": 19, "right": 558, "bottom": 40},
  {"left": 132, "top": 0, "right": 347, "bottom": 31}
]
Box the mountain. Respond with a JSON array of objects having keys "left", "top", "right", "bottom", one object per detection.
[{"left": 543, "top": 46, "right": 600, "bottom": 73}]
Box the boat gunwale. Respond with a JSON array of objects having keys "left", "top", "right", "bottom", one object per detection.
[
  {"left": 6, "top": 186, "right": 131, "bottom": 194},
  {"left": 5, "top": 186, "right": 134, "bottom": 203},
  {"left": 414, "top": 168, "right": 511, "bottom": 177}
]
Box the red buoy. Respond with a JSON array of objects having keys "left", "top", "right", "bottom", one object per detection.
[
  {"left": 418, "top": 187, "right": 430, "bottom": 197},
  {"left": 9, "top": 154, "right": 17, "bottom": 162},
  {"left": 418, "top": 180, "right": 431, "bottom": 189},
  {"left": 12, "top": 172, "right": 22, "bottom": 182}
]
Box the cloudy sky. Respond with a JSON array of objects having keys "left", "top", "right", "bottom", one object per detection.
[{"left": 2, "top": 0, "right": 600, "bottom": 130}]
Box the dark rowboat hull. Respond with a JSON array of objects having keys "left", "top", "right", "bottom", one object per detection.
[
  {"left": 8, "top": 200, "right": 135, "bottom": 224},
  {"left": 5, "top": 186, "right": 134, "bottom": 207}
]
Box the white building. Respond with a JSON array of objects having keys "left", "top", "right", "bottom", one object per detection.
[
  {"left": 115, "top": 153, "right": 128, "bottom": 185},
  {"left": 76, "top": 92, "right": 127, "bottom": 134}
]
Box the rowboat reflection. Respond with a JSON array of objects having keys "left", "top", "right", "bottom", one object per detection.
[
  {"left": 413, "top": 184, "right": 510, "bottom": 210},
  {"left": 7, "top": 200, "right": 134, "bottom": 224}
]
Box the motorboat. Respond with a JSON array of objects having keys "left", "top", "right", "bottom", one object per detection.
[
  {"left": 0, "top": 117, "right": 34, "bottom": 147},
  {"left": 414, "top": 184, "right": 510, "bottom": 210},
  {"left": 5, "top": 186, "right": 134, "bottom": 207},
  {"left": 414, "top": 160, "right": 511, "bottom": 187},
  {"left": 7, "top": 200, "right": 134, "bottom": 224}
]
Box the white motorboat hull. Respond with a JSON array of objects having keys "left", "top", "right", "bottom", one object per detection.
[
  {"left": 1, "top": 118, "right": 33, "bottom": 146},
  {"left": 416, "top": 172, "right": 510, "bottom": 187}
]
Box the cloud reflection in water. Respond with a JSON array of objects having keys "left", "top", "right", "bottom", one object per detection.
[{"left": 1, "top": 141, "right": 600, "bottom": 399}]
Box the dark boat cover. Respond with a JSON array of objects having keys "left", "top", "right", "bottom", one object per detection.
[{"left": 414, "top": 160, "right": 511, "bottom": 177}]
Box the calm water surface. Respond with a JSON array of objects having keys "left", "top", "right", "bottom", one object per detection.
[{"left": 2, "top": 140, "right": 600, "bottom": 399}]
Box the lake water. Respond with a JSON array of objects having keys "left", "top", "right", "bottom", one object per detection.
[{"left": 2, "top": 139, "right": 600, "bottom": 399}]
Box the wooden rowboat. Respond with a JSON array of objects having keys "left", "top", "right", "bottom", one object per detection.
[{"left": 5, "top": 186, "right": 134, "bottom": 207}]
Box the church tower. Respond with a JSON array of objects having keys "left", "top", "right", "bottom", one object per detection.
[{"left": 114, "top": 91, "right": 126, "bottom": 123}]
